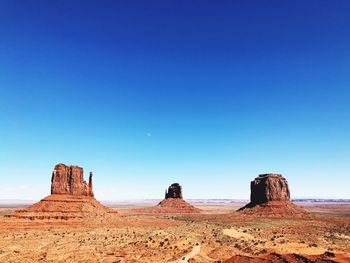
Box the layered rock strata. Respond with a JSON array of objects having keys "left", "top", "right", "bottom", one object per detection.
[
  {"left": 8, "top": 163, "right": 115, "bottom": 220},
  {"left": 51, "top": 163, "right": 93, "bottom": 197},
  {"left": 134, "top": 183, "right": 201, "bottom": 214},
  {"left": 238, "top": 174, "right": 308, "bottom": 217}
]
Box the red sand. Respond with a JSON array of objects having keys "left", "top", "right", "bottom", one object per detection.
[
  {"left": 238, "top": 201, "right": 310, "bottom": 217},
  {"left": 133, "top": 198, "right": 202, "bottom": 214},
  {"left": 6, "top": 194, "right": 116, "bottom": 220},
  {"left": 224, "top": 251, "right": 346, "bottom": 263}
]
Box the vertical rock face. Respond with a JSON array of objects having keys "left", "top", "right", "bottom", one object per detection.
[
  {"left": 7, "top": 163, "right": 114, "bottom": 220},
  {"left": 142, "top": 182, "right": 201, "bottom": 213},
  {"left": 51, "top": 163, "right": 94, "bottom": 197},
  {"left": 89, "top": 172, "right": 94, "bottom": 197},
  {"left": 165, "top": 183, "right": 183, "bottom": 199},
  {"left": 250, "top": 174, "right": 290, "bottom": 205},
  {"left": 238, "top": 173, "right": 308, "bottom": 216}
]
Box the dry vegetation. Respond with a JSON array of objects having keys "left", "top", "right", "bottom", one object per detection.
[{"left": 0, "top": 203, "right": 349, "bottom": 263}]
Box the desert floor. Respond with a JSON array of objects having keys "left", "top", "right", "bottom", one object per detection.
[{"left": 0, "top": 201, "right": 349, "bottom": 262}]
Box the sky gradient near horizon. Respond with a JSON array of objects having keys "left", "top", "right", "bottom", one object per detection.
[{"left": 1, "top": 1, "right": 350, "bottom": 200}]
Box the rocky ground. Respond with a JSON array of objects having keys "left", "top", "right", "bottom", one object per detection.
[
  {"left": 133, "top": 198, "right": 202, "bottom": 214},
  {"left": 0, "top": 203, "right": 349, "bottom": 263}
]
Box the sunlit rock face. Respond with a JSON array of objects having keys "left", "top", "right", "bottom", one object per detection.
[
  {"left": 51, "top": 163, "right": 94, "bottom": 197},
  {"left": 238, "top": 173, "right": 308, "bottom": 217},
  {"left": 7, "top": 164, "right": 115, "bottom": 220}
]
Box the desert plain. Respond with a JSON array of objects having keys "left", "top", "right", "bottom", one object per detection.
[
  {"left": 0, "top": 200, "right": 349, "bottom": 263},
  {"left": 3, "top": 1, "right": 350, "bottom": 262}
]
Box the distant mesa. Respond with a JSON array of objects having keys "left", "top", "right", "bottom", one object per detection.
[
  {"left": 157, "top": 183, "right": 201, "bottom": 213},
  {"left": 7, "top": 163, "right": 115, "bottom": 220},
  {"left": 164, "top": 183, "right": 183, "bottom": 199},
  {"left": 250, "top": 174, "right": 290, "bottom": 204},
  {"left": 135, "top": 183, "right": 201, "bottom": 214},
  {"left": 238, "top": 174, "right": 308, "bottom": 217}
]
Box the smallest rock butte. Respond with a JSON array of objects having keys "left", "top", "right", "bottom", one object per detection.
[
  {"left": 239, "top": 173, "right": 308, "bottom": 217},
  {"left": 165, "top": 183, "right": 183, "bottom": 199},
  {"left": 134, "top": 183, "right": 201, "bottom": 214},
  {"left": 157, "top": 183, "right": 201, "bottom": 213}
]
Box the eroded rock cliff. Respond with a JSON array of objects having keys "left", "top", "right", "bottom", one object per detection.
[
  {"left": 51, "top": 163, "right": 93, "bottom": 197},
  {"left": 239, "top": 174, "right": 308, "bottom": 217},
  {"left": 250, "top": 174, "right": 290, "bottom": 205},
  {"left": 165, "top": 183, "right": 183, "bottom": 199},
  {"left": 8, "top": 163, "right": 114, "bottom": 220}
]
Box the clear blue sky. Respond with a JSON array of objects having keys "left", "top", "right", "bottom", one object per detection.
[{"left": 1, "top": 1, "right": 349, "bottom": 200}]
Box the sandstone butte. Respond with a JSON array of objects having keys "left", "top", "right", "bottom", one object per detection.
[
  {"left": 7, "top": 163, "right": 115, "bottom": 220},
  {"left": 51, "top": 163, "right": 94, "bottom": 197},
  {"left": 238, "top": 174, "right": 308, "bottom": 217},
  {"left": 135, "top": 183, "right": 202, "bottom": 214}
]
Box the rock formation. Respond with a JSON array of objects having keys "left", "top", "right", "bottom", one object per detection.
[
  {"left": 165, "top": 183, "right": 183, "bottom": 199},
  {"left": 238, "top": 174, "right": 308, "bottom": 217},
  {"left": 51, "top": 163, "right": 93, "bottom": 197},
  {"left": 8, "top": 163, "right": 115, "bottom": 220},
  {"left": 134, "top": 183, "right": 201, "bottom": 214},
  {"left": 250, "top": 174, "right": 290, "bottom": 204},
  {"left": 156, "top": 198, "right": 201, "bottom": 213}
]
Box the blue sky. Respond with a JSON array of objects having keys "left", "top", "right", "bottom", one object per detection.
[{"left": 0, "top": 1, "right": 349, "bottom": 200}]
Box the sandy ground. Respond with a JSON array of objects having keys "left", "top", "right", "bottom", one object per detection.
[{"left": 0, "top": 202, "right": 349, "bottom": 262}]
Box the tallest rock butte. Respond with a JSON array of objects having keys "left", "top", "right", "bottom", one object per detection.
[
  {"left": 9, "top": 163, "right": 114, "bottom": 220},
  {"left": 51, "top": 163, "right": 94, "bottom": 197},
  {"left": 238, "top": 174, "right": 308, "bottom": 217}
]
